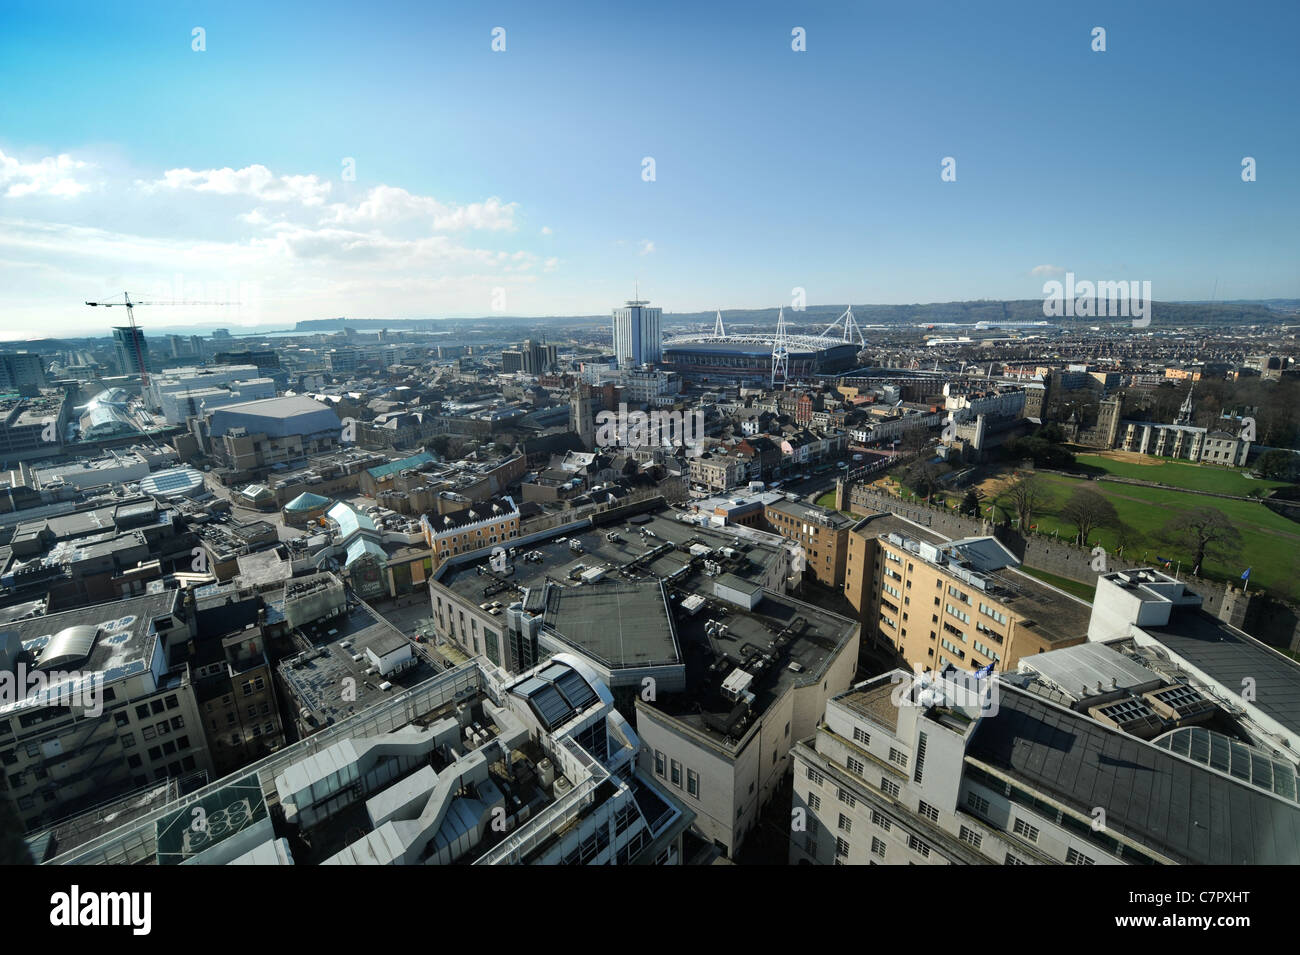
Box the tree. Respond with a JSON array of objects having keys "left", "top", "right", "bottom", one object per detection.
[
  {"left": 1159, "top": 507, "right": 1243, "bottom": 574},
  {"left": 1256, "top": 448, "right": 1300, "bottom": 482},
  {"left": 960, "top": 488, "right": 983, "bottom": 516},
  {"left": 1004, "top": 436, "right": 1075, "bottom": 470},
  {"left": 1060, "top": 487, "right": 1119, "bottom": 545},
  {"left": 1002, "top": 474, "right": 1044, "bottom": 530},
  {"left": 901, "top": 427, "right": 930, "bottom": 454},
  {"left": 903, "top": 458, "right": 945, "bottom": 501},
  {"left": 427, "top": 435, "right": 452, "bottom": 458}
]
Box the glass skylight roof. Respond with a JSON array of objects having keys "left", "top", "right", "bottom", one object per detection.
[{"left": 1154, "top": 726, "right": 1299, "bottom": 803}]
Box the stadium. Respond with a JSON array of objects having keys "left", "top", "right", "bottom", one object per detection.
[{"left": 661, "top": 307, "right": 865, "bottom": 382}]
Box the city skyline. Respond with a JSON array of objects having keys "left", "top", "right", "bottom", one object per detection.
[{"left": 2, "top": 0, "right": 1298, "bottom": 337}]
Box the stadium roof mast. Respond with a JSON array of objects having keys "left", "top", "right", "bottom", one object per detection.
[
  {"left": 712, "top": 308, "right": 726, "bottom": 337},
  {"left": 771, "top": 306, "right": 789, "bottom": 388},
  {"left": 817, "top": 305, "right": 865, "bottom": 346}
]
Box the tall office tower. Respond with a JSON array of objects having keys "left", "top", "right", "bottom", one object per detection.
[
  {"left": 521, "top": 338, "right": 557, "bottom": 374},
  {"left": 612, "top": 299, "right": 662, "bottom": 369},
  {"left": 0, "top": 352, "right": 48, "bottom": 396},
  {"left": 111, "top": 325, "right": 150, "bottom": 379}
]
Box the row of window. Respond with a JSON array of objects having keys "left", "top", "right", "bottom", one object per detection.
[{"left": 653, "top": 750, "right": 701, "bottom": 799}]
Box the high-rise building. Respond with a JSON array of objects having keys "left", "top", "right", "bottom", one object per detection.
[
  {"left": 0, "top": 352, "right": 47, "bottom": 396},
  {"left": 612, "top": 299, "right": 662, "bottom": 369},
  {"left": 111, "top": 326, "right": 150, "bottom": 379},
  {"left": 522, "top": 338, "right": 556, "bottom": 374}
]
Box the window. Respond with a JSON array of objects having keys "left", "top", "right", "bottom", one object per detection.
[
  {"left": 127, "top": 754, "right": 142, "bottom": 769},
  {"left": 907, "top": 834, "right": 931, "bottom": 858},
  {"left": 1005, "top": 853, "right": 1024, "bottom": 865},
  {"left": 888, "top": 747, "right": 908, "bottom": 768},
  {"left": 148, "top": 746, "right": 162, "bottom": 761},
  {"left": 1013, "top": 818, "right": 1040, "bottom": 843},
  {"left": 959, "top": 826, "right": 983, "bottom": 849},
  {"left": 164, "top": 694, "right": 178, "bottom": 710},
  {"left": 835, "top": 837, "right": 850, "bottom": 859},
  {"left": 670, "top": 759, "right": 682, "bottom": 788},
  {"left": 142, "top": 726, "right": 156, "bottom": 741},
  {"left": 114, "top": 712, "right": 129, "bottom": 728},
  {"left": 837, "top": 788, "right": 856, "bottom": 809},
  {"left": 1066, "top": 848, "right": 1095, "bottom": 865},
  {"left": 687, "top": 769, "right": 700, "bottom": 799},
  {"left": 967, "top": 792, "right": 990, "bottom": 816},
  {"left": 155, "top": 721, "right": 169, "bottom": 737},
  {"left": 135, "top": 705, "right": 149, "bottom": 720},
  {"left": 918, "top": 801, "right": 939, "bottom": 823},
  {"left": 838, "top": 813, "right": 852, "bottom": 834},
  {"left": 846, "top": 756, "right": 865, "bottom": 777},
  {"left": 177, "top": 736, "right": 189, "bottom": 750},
  {"left": 852, "top": 726, "right": 870, "bottom": 746},
  {"left": 806, "top": 767, "right": 824, "bottom": 786},
  {"left": 871, "top": 837, "right": 887, "bottom": 859},
  {"left": 121, "top": 733, "right": 136, "bottom": 749},
  {"left": 809, "top": 793, "right": 821, "bottom": 812},
  {"left": 871, "top": 809, "right": 892, "bottom": 832},
  {"left": 881, "top": 778, "right": 900, "bottom": 799},
  {"left": 171, "top": 716, "right": 184, "bottom": 731},
  {"left": 654, "top": 750, "right": 666, "bottom": 778},
  {"left": 150, "top": 700, "right": 165, "bottom": 715}
]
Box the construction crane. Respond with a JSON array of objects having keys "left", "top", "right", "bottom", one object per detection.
[{"left": 85, "top": 291, "right": 236, "bottom": 386}]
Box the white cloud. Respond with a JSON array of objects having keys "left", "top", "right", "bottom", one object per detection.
[
  {"left": 0, "top": 153, "right": 553, "bottom": 332},
  {"left": 0, "top": 149, "right": 93, "bottom": 199},
  {"left": 540, "top": 226, "right": 553, "bottom": 235},
  {"left": 1031, "top": 264, "right": 1064, "bottom": 276},
  {"left": 146, "top": 164, "right": 333, "bottom": 205},
  {"left": 638, "top": 239, "right": 655, "bottom": 256},
  {"left": 323, "top": 186, "right": 517, "bottom": 232}
]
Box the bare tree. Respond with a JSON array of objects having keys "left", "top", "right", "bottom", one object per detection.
[
  {"left": 1060, "top": 487, "right": 1119, "bottom": 545},
  {"left": 1002, "top": 473, "right": 1045, "bottom": 530},
  {"left": 1159, "top": 507, "right": 1243, "bottom": 574}
]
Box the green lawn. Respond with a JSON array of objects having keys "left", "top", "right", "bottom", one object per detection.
[
  {"left": 1018, "top": 566, "right": 1097, "bottom": 602},
  {"left": 815, "top": 491, "right": 837, "bottom": 509},
  {"left": 1074, "top": 453, "right": 1288, "bottom": 497},
  {"left": 994, "top": 472, "right": 1300, "bottom": 600}
]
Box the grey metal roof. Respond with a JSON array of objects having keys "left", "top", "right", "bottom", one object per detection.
[
  {"left": 968, "top": 686, "right": 1300, "bottom": 864},
  {"left": 1020, "top": 641, "right": 1162, "bottom": 698},
  {"left": 1147, "top": 609, "right": 1300, "bottom": 737}
]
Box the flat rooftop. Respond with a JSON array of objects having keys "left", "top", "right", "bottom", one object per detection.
[
  {"left": 766, "top": 497, "right": 854, "bottom": 530},
  {"left": 437, "top": 507, "right": 856, "bottom": 749},
  {"left": 649, "top": 589, "right": 857, "bottom": 748},
  {"left": 437, "top": 509, "right": 787, "bottom": 609},
  {"left": 278, "top": 601, "right": 435, "bottom": 726},
  {"left": 541, "top": 579, "right": 679, "bottom": 671},
  {"left": 0, "top": 590, "right": 180, "bottom": 712}
]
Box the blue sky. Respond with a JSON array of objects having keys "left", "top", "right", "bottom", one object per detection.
[{"left": 1, "top": 0, "right": 1297, "bottom": 337}]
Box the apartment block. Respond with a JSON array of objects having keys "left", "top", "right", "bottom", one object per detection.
[{"left": 843, "top": 514, "right": 1089, "bottom": 673}]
